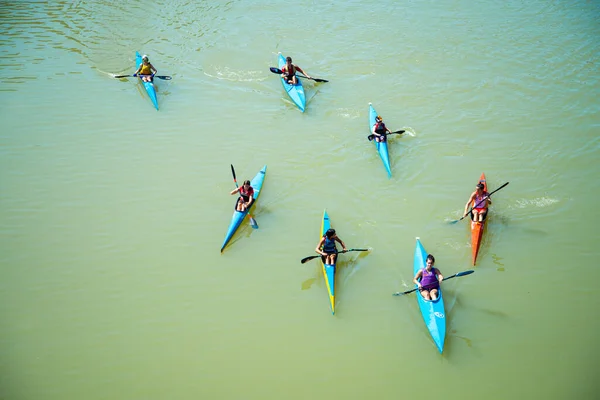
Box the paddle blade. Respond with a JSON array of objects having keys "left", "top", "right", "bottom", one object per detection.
[
  {"left": 249, "top": 216, "right": 258, "bottom": 229},
  {"left": 312, "top": 78, "right": 328, "bottom": 83},
  {"left": 300, "top": 255, "right": 320, "bottom": 264},
  {"left": 269, "top": 67, "right": 282, "bottom": 74},
  {"left": 114, "top": 74, "right": 132, "bottom": 78},
  {"left": 393, "top": 288, "right": 417, "bottom": 296},
  {"left": 455, "top": 270, "right": 474, "bottom": 277},
  {"left": 155, "top": 75, "right": 172, "bottom": 80},
  {"left": 230, "top": 164, "right": 238, "bottom": 187},
  {"left": 367, "top": 134, "right": 375, "bottom": 141}
]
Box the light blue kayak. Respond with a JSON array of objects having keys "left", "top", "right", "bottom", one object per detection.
[
  {"left": 414, "top": 237, "right": 446, "bottom": 353},
  {"left": 278, "top": 53, "right": 306, "bottom": 112},
  {"left": 220, "top": 165, "right": 267, "bottom": 252},
  {"left": 368, "top": 103, "right": 392, "bottom": 178},
  {"left": 319, "top": 210, "right": 336, "bottom": 314},
  {"left": 135, "top": 51, "right": 158, "bottom": 110}
]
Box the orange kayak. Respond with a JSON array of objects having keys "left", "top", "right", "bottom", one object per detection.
[{"left": 471, "top": 173, "right": 487, "bottom": 265}]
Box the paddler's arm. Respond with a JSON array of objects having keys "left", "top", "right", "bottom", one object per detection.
[
  {"left": 436, "top": 269, "right": 444, "bottom": 283},
  {"left": 230, "top": 187, "right": 240, "bottom": 195},
  {"left": 315, "top": 237, "right": 326, "bottom": 256},
  {"left": 464, "top": 193, "right": 475, "bottom": 216},
  {"left": 413, "top": 271, "right": 423, "bottom": 288},
  {"left": 335, "top": 237, "right": 347, "bottom": 251},
  {"left": 295, "top": 65, "right": 311, "bottom": 79}
]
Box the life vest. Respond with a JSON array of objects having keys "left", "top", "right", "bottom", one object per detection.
[
  {"left": 139, "top": 63, "right": 152, "bottom": 75},
  {"left": 322, "top": 236, "right": 337, "bottom": 253},
  {"left": 374, "top": 121, "right": 387, "bottom": 134}
]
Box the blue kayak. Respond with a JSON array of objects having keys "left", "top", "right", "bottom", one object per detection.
[
  {"left": 319, "top": 210, "right": 336, "bottom": 314},
  {"left": 220, "top": 165, "right": 267, "bottom": 252},
  {"left": 414, "top": 237, "right": 446, "bottom": 353},
  {"left": 135, "top": 51, "right": 158, "bottom": 110},
  {"left": 368, "top": 103, "right": 392, "bottom": 178},
  {"left": 278, "top": 53, "right": 306, "bottom": 112}
]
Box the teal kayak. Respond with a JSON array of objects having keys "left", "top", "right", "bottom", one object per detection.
[
  {"left": 414, "top": 237, "right": 446, "bottom": 353},
  {"left": 278, "top": 53, "right": 306, "bottom": 112},
  {"left": 220, "top": 165, "right": 267, "bottom": 252},
  {"left": 368, "top": 103, "right": 392, "bottom": 178},
  {"left": 135, "top": 51, "right": 158, "bottom": 110},
  {"left": 319, "top": 210, "right": 336, "bottom": 314}
]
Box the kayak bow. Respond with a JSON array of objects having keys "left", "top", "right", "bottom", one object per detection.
[
  {"left": 471, "top": 173, "right": 488, "bottom": 265},
  {"left": 369, "top": 103, "right": 392, "bottom": 178},
  {"left": 135, "top": 51, "right": 158, "bottom": 110},
  {"left": 320, "top": 210, "right": 336, "bottom": 314},
  {"left": 278, "top": 53, "right": 306, "bottom": 112},
  {"left": 220, "top": 165, "right": 267, "bottom": 252},
  {"left": 414, "top": 237, "right": 446, "bottom": 353}
]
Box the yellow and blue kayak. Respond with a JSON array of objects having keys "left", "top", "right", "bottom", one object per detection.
[
  {"left": 414, "top": 237, "right": 446, "bottom": 353},
  {"left": 135, "top": 51, "right": 158, "bottom": 110},
  {"left": 278, "top": 53, "right": 306, "bottom": 112},
  {"left": 220, "top": 165, "right": 267, "bottom": 252},
  {"left": 369, "top": 103, "right": 392, "bottom": 178},
  {"left": 319, "top": 210, "right": 336, "bottom": 314}
]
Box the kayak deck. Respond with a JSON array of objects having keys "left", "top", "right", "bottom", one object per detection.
[
  {"left": 414, "top": 237, "right": 446, "bottom": 353},
  {"left": 278, "top": 53, "right": 306, "bottom": 112},
  {"left": 471, "top": 173, "right": 487, "bottom": 265},
  {"left": 368, "top": 103, "right": 392, "bottom": 178},
  {"left": 135, "top": 51, "right": 158, "bottom": 110},
  {"left": 220, "top": 165, "right": 267, "bottom": 252},
  {"left": 320, "top": 210, "right": 335, "bottom": 314}
]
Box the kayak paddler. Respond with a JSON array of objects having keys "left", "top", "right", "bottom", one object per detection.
[
  {"left": 371, "top": 115, "right": 392, "bottom": 143},
  {"left": 413, "top": 254, "right": 443, "bottom": 301},
  {"left": 316, "top": 228, "right": 347, "bottom": 266},
  {"left": 134, "top": 54, "right": 157, "bottom": 82},
  {"left": 281, "top": 56, "right": 311, "bottom": 85},
  {"left": 231, "top": 179, "right": 254, "bottom": 212},
  {"left": 464, "top": 182, "right": 491, "bottom": 223}
]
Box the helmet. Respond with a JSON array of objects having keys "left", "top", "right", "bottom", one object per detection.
[{"left": 142, "top": 54, "right": 149, "bottom": 61}]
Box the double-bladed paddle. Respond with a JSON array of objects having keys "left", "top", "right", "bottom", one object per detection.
[
  {"left": 269, "top": 67, "right": 329, "bottom": 83},
  {"left": 449, "top": 182, "right": 509, "bottom": 224},
  {"left": 367, "top": 130, "right": 406, "bottom": 141},
  {"left": 114, "top": 74, "right": 172, "bottom": 80},
  {"left": 392, "top": 270, "right": 475, "bottom": 296},
  {"left": 300, "top": 248, "right": 369, "bottom": 264},
  {"left": 230, "top": 164, "right": 258, "bottom": 229}
]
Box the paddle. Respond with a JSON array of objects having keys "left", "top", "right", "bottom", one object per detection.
[
  {"left": 367, "top": 130, "right": 406, "bottom": 141},
  {"left": 300, "top": 248, "right": 370, "bottom": 264},
  {"left": 392, "top": 270, "right": 475, "bottom": 296},
  {"left": 230, "top": 164, "right": 258, "bottom": 229},
  {"left": 114, "top": 74, "right": 172, "bottom": 80},
  {"left": 449, "top": 181, "right": 510, "bottom": 224},
  {"left": 269, "top": 67, "right": 329, "bottom": 83}
]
